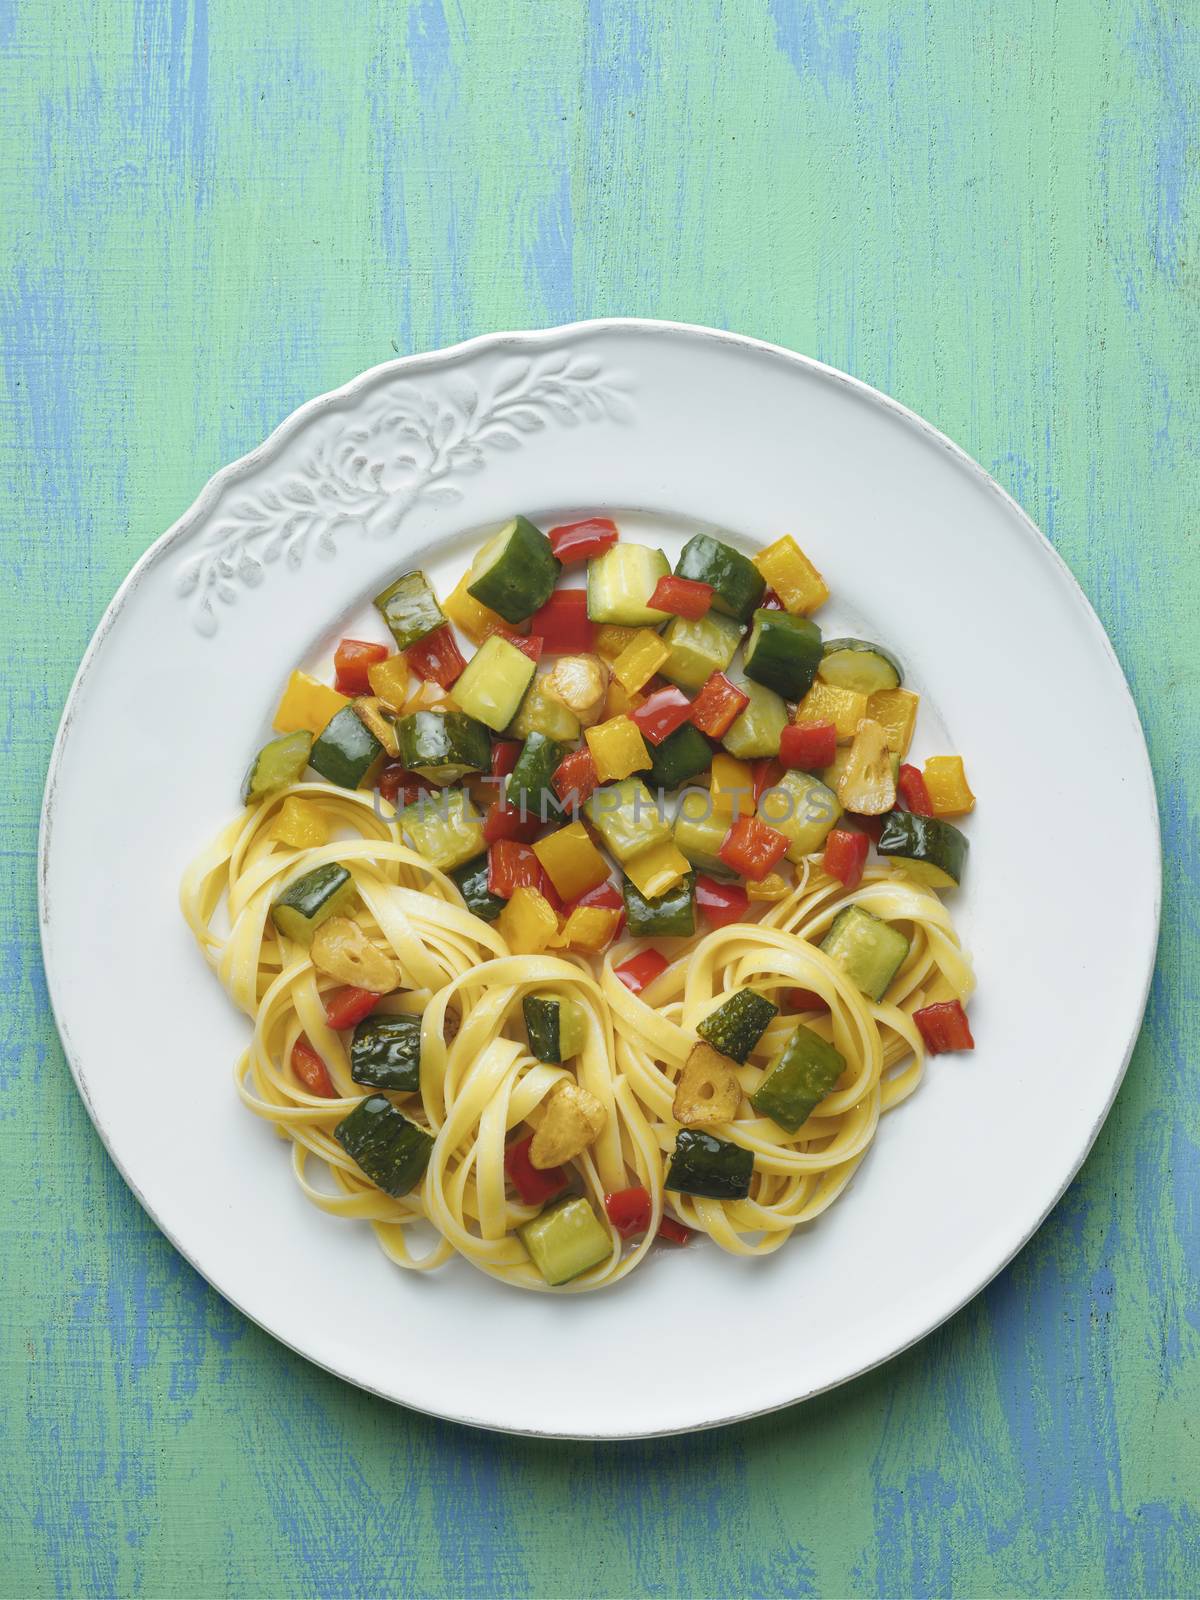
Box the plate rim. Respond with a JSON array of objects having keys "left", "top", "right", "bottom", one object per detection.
[{"left": 37, "top": 317, "right": 1162, "bottom": 1438}]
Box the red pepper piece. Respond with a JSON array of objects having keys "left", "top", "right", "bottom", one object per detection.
[
  {"left": 552, "top": 746, "right": 599, "bottom": 807},
  {"left": 504, "top": 1134, "right": 569, "bottom": 1205},
  {"left": 406, "top": 625, "right": 466, "bottom": 687},
  {"left": 547, "top": 518, "right": 619, "bottom": 563},
  {"left": 334, "top": 638, "right": 389, "bottom": 696},
  {"left": 759, "top": 589, "right": 785, "bottom": 611},
  {"left": 491, "top": 740, "right": 523, "bottom": 777},
  {"left": 614, "top": 949, "right": 668, "bottom": 995},
  {"left": 323, "top": 986, "right": 384, "bottom": 1030},
  {"left": 604, "top": 1186, "right": 652, "bottom": 1238},
  {"left": 786, "top": 988, "right": 830, "bottom": 1013},
  {"left": 823, "top": 827, "right": 870, "bottom": 890},
  {"left": 897, "top": 763, "right": 935, "bottom": 816},
  {"left": 483, "top": 798, "right": 542, "bottom": 845},
  {"left": 914, "top": 1000, "right": 975, "bottom": 1054},
  {"left": 751, "top": 758, "right": 781, "bottom": 800},
  {"left": 529, "top": 589, "right": 594, "bottom": 654},
  {"left": 511, "top": 635, "right": 545, "bottom": 663},
  {"left": 657, "top": 1216, "right": 692, "bottom": 1246},
  {"left": 718, "top": 815, "right": 790, "bottom": 881},
  {"left": 855, "top": 812, "right": 887, "bottom": 842},
  {"left": 291, "top": 1035, "right": 336, "bottom": 1098},
  {"left": 571, "top": 879, "right": 623, "bottom": 913},
  {"left": 487, "top": 840, "right": 541, "bottom": 898},
  {"left": 647, "top": 575, "right": 713, "bottom": 619},
  {"left": 378, "top": 764, "right": 427, "bottom": 808},
  {"left": 690, "top": 672, "right": 750, "bottom": 739},
  {"left": 630, "top": 686, "right": 694, "bottom": 746},
  {"left": 780, "top": 721, "right": 838, "bottom": 771},
  {"left": 695, "top": 875, "right": 750, "bottom": 929}
]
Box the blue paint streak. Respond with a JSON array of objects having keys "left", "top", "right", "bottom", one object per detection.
[
  {"left": 587, "top": 0, "right": 647, "bottom": 100},
  {"left": 407, "top": 0, "right": 452, "bottom": 80},
  {"left": 767, "top": 0, "right": 861, "bottom": 91},
  {"left": 1128, "top": 9, "right": 1196, "bottom": 279},
  {"left": 526, "top": 160, "right": 576, "bottom": 324}
]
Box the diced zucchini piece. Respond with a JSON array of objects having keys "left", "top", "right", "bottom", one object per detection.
[
  {"left": 722, "top": 674, "right": 788, "bottom": 760},
  {"left": 242, "top": 730, "right": 312, "bottom": 804},
  {"left": 522, "top": 993, "right": 587, "bottom": 1063},
  {"left": 743, "top": 610, "right": 823, "bottom": 700},
  {"left": 673, "top": 789, "right": 736, "bottom": 875},
  {"left": 507, "top": 673, "right": 582, "bottom": 742},
  {"left": 450, "top": 853, "right": 507, "bottom": 922},
  {"left": 519, "top": 1196, "right": 612, "bottom": 1286},
  {"left": 585, "top": 778, "right": 671, "bottom": 863},
  {"left": 877, "top": 810, "right": 968, "bottom": 889},
  {"left": 309, "top": 705, "right": 386, "bottom": 790},
  {"left": 271, "top": 863, "right": 356, "bottom": 944},
  {"left": 509, "top": 732, "right": 565, "bottom": 810},
  {"left": 645, "top": 723, "right": 713, "bottom": 791},
  {"left": 334, "top": 1095, "right": 433, "bottom": 1196},
  {"left": 395, "top": 710, "right": 491, "bottom": 784},
  {"left": 452, "top": 635, "right": 536, "bottom": 731},
  {"left": 373, "top": 570, "right": 445, "bottom": 649},
  {"left": 751, "top": 1025, "right": 846, "bottom": 1132},
  {"left": 757, "top": 769, "right": 841, "bottom": 862},
  {"left": 622, "top": 870, "right": 696, "bottom": 937},
  {"left": 350, "top": 1013, "right": 421, "bottom": 1091},
  {"left": 674, "top": 533, "right": 765, "bottom": 623},
  {"left": 659, "top": 613, "right": 743, "bottom": 691},
  {"left": 665, "top": 1129, "right": 754, "bottom": 1200},
  {"left": 397, "top": 788, "right": 485, "bottom": 872},
  {"left": 819, "top": 638, "right": 902, "bottom": 695},
  {"left": 467, "top": 516, "right": 560, "bottom": 623},
  {"left": 586, "top": 543, "right": 671, "bottom": 625},
  {"left": 820, "top": 906, "right": 910, "bottom": 1001},
  {"left": 697, "top": 988, "right": 779, "bottom": 1063}
]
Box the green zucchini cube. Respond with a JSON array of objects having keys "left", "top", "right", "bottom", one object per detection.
[
  {"left": 522, "top": 994, "right": 587, "bottom": 1063},
  {"left": 271, "top": 862, "right": 356, "bottom": 944},
  {"left": 519, "top": 1196, "right": 612, "bottom": 1285},
  {"left": 664, "top": 1129, "right": 754, "bottom": 1200},
  {"left": 309, "top": 705, "right": 386, "bottom": 790},
  {"left": 697, "top": 988, "right": 779, "bottom": 1063},
  {"left": 751, "top": 1025, "right": 846, "bottom": 1133},
  {"left": 350, "top": 1013, "right": 422, "bottom": 1092},
  {"left": 242, "top": 730, "right": 313, "bottom": 804},
  {"left": 373, "top": 569, "right": 446, "bottom": 649},
  {"left": 334, "top": 1095, "right": 434, "bottom": 1197},
  {"left": 674, "top": 534, "right": 765, "bottom": 623}
]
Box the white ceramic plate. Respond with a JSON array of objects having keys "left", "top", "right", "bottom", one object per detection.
[{"left": 39, "top": 321, "right": 1159, "bottom": 1438}]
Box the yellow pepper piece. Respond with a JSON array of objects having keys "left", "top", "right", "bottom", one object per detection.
[
  {"left": 610, "top": 629, "right": 670, "bottom": 693},
  {"left": 595, "top": 624, "right": 641, "bottom": 663},
  {"left": 498, "top": 887, "right": 560, "bottom": 955},
  {"left": 585, "top": 715, "right": 651, "bottom": 782},
  {"left": 623, "top": 839, "right": 692, "bottom": 899},
  {"left": 866, "top": 688, "right": 919, "bottom": 758},
  {"left": 402, "top": 680, "right": 453, "bottom": 714},
  {"left": 710, "top": 752, "right": 755, "bottom": 818},
  {"left": 270, "top": 797, "right": 329, "bottom": 849},
  {"left": 533, "top": 822, "right": 610, "bottom": 902},
  {"left": 603, "top": 679, "right": 645, "bottom": 720},
  {"left": 366, "top": 654, "right": 411, "bottom": 711},
  {"left": 795, "top": 680, "right": 869, "bottom": 743},
  {"left": 443, "top": 573, "right": 515, "bottom": 645},
  {"left": 746, "top": 871, "right": 791, "bottom": 902},
  {"left": 273, "top": 671, "right": 350, "bottom": 736},
  {"left": 752, "top": 536, "right": 829, "bottom": 615},
  {"left": 923, "top": 755, "right": 976, "bottom": 817},
  {"left": 555, "top": 904, "right": 621, "bottom": 954}
]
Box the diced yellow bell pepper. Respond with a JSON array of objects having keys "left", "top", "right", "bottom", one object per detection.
[
  {"left": 270, "top": 796, "right": 330, "bottom": 849},
  {"left": 498, "top": 887, "right": 560, "bottom": 955},
  {"left": 402, "top": 680, "right": 454, "bottom": 714},
  {"left": 585, "top": 715, "right": 651, "bottom": 782},
  {"left": 595, "top": 624, "right": 641, "bottom": 663},
  {"left": 610, "top": 629, "right": 670, "bottom": 693},
  {"left": 923, "top": 755, "right": 976, "bottom": 817},
  {"left": 710, "top": 752, "right": 755, "bottom": 818},
  {"left": 366, "top": 654, "right": 412, "bottom": 711},
  {"left": 533, "top": 822, "right": 610, "bottom": 901},
  {"left": 273, "top": 671, "right": 350, "bottom": 736},
  {"left": 866, "top": 688, "right": 919, "bottom": 758},
  {"left": 746, "top": 871, "right": 791, "bottom": 902},
  {"left": 752, "top": 536, "right": 829, "bottom": 615},
  {"left": 555, "top": 904, "right": 621, "bottom": 954},
  {"left": 603, "top": 679, "right": 645, "bottom": 719},
  {"left": 623, "top": 839, "right": 692, "bottom": 898},
  {"left": 795, "top": 680, "right": 869, "bottom": 742},
  {"left": 443, "top": 573, "right": 515, "bottom": 645}
]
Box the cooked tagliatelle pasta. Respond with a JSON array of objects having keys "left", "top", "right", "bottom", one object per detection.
[{"left": 182, "top": 515, "right": 978, "bottom": 1292}]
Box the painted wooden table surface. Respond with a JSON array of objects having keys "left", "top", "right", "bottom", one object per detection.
[{"left": 2, "top": 2, "right": 1196, "bottom": 1596}]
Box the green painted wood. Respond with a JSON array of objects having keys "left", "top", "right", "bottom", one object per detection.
[{"left": 2, "top": 2, "right": 1196, "bottom": 1595}]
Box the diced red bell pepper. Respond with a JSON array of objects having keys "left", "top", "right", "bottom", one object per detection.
[
  {"left": 483, "top": 797, "right": 542, "bottom": 845},
  {"left": 855, "top": 812, "right": 888, "bottom": 842},
  {"left": 780, "top": 721, "right": 838, "bottom": 771},
  {"left": 604, "top": 1186, "right": 652, "bottom": 1238},
  {"left": 291, "top": 1035, "right": 336, "bottom": 1098},
  {"left": 914, "top": 1000, "right": 975, "bottom": 1054},
  {"left": 690, "top": 672, "right": 750, "bottom": 739},
  {"left": 647, "top": 575, "right": 713, "bottom": 619},
  {"left": 614, "top": 949, "right": 669, "bottom": 995},
  {"left": 547, "top": 518, "right": 619, "bottom": 563},
  {"left": 334, "top": 638, "right": 390, "bottom": 696},
  {"left": 571, "top": 879, "right": 623, "bottom": 913},
  {"left": 488, "top": 839, "right": 541, "bottom": 897},
  {"left": 378, "top": 763, "right": 427, "bottom": 808},
  {"left": 323, "top": 986, "right": 384, "bottom": 1030},
  {"left": 718, "top": 815, "right": 790, "bottom": 881},
  {"left": 630, "top": 686, "right": 694, "bottom": 746},
  {"left": 657, "top": 1216, "right": 693, "bottom": 1246},
  {"left": 491, "top": 740, "right": 522, "bottom": 777},
  {"left": 552, "top": 746, "right": 599, "bottom": 807},
  {"left": 786, "top": 988, "right": 830, "bottom": 1013},
  {"left": 529, "top": 589, "right": 594, "bottom": 654},
  {"left": 406, "top": 625, "right": 466, "bottom": 688},
  {"left": 823, "top": 827, "right": 870, "bottom": 890},
  {"left": 897, "top": 763, "right": 935, "bottom": 816},
  {"left": 759, "top": 589, "right": 785, "bottom": 611},
  {"left": 695, "top": 875, "right": 750, "bottom": 929},
  {"left": 751, "top": 758, "right": 781, "bottom": 800},
  {"left": 511, "top": 634, "right": 545, "bottom": 663},
  {"left": 504, "top": 1134, "right": 569, "bottom": 1205}
]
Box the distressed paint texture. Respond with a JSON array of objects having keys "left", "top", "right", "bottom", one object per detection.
[{"left": 1, "top": 1, "right": 1197, "bottom": 1595}]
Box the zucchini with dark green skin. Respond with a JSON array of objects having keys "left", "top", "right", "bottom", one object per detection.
[
  {"left": 350, "top": 1013, "right": 422, "bottom": 1091},
  {"left": 508, "top": 732, "right": 565, "bottom": 811},
  {"left": 309, "top": 706, "right": 386, "bottom": 789},
  {"left": 519, "top": 1196, "right": 612, "bottom": 1285},
  {"left": 743, "top": 610, "right": 823, "bottom": 699},
  {"left": 698, "top": 988, "right": 779, "bottom": 1063},
  {"left": 659, "top": 613, "right": 743, "bottom": 691},
  {"left": 820, "top": 905, "right": 910, "bottom": 1001},
  {"left": 242, "top": 730, "right": 312, "bottom": 804},
  {"left": 674, "top": 534, "right": 765, "bottom": 623},
  {"left": 395, "top": 710, "right": 491, "bottom": 784},
  {"left": 586, "top": 543, "right": 671, "bottom": 625},
  {"left": 467, "top": 516, "right": 560, "bottom": 623},
  {"left": 522, "top": 993, "right": 587, "bottom": 1062},
  {"left": 271, "top": 863, "right": 355, "bottom": 944},
  {"left": 645, "top": 723, "right": 713, "bottom": 790},
  {"left": 751, "top": 1025, "right": 846, "bottom": 1132},
  {"left": 451, "top": 853, "right": 506, "bottom": 922},
  {"left": 665, "top": 1128, "right": 754, "bottom": 1199},
  {"left": 622, "top": 870, "right": 696, "bottom": 937},
  {"left": 818, "top": 638, "right": 902, "bottom": 694},
  {"left": 373, "top": 570, "right": 446, "bottom": 648},
  {"left": 877, "top": 810, "right": 968, "bottom": 889},
  {"left": 334, "top": 1095, "right": 434, "bottom": 1196}
]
